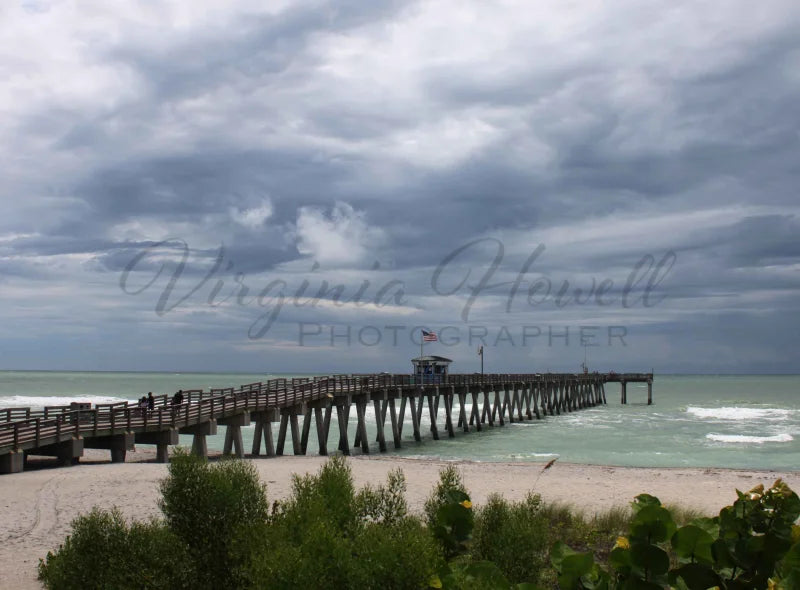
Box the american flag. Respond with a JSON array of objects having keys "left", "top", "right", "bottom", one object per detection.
[{"left": 422, "top": 330, "right": 438, "bottom": 342}]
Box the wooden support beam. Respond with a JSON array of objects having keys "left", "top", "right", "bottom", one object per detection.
[
  {"left": 300, "top": 410, "right": 312, "bottom": 455},
  {"left": 289, "top": 412, "right": 301, "bottom": 455},
  {"left": 322, "top": 405, "right": 332, "bottom": 452},
  {"left": 484, "top": 390, "right": 494, "bottom": 426},
  {"left": 389, "top": 397, "right": 401, "bottom": 449},
  {"left": 398, "top": 396, "right": 407, "bottom": 438},
  {"left": 427, "top": 393, "right": 439, "bottom": 440},
  {"left": 192, "top": 433, "right": 208, "bottom": 459},
  {"left": 524, "top": 384, "right": 533, "bottom": 419},
  {"left": 415, "top": 393, "right": 425, "bottom": 433},
  {"left": 336, "top": 404, "right": 350, "bottom": 455},
  {"left": 315, "top": 406, "right": 327, "bottom": 455},
  {"left": 469, "top": 389, "right": 479, "bottom": 428},
  {"left": 444, "top": 391, "right": 455, "bottom": 438},
  {"left": 409, "top": 396, "right": 421, "bottom": 442},
  {"left": 374, "top": 399, "right": 387, "bottom": 452},
  {"left": 494, "top": 387, "right": 504, "bottom": 426},
  {"left": 276, "top": 413, "right": 289, "bottom": 456},
  {"left": 501, "top": 386, "right": 512, "bottom": 424},
  {"left": 223, "top": 425, "right": 244, "bottom": 458},
  {"left": 252, "top": 421, "right": 263, "bottom": 456},
  {"left": 355, "top": 399, "right": 369, "bottom": 454},
  {"left": 458, "top": 391, "right": 469, "bottom": 432},
  {"left": 262, "top": 421, "right": 275, "bottom": 456},
  {"left": 376, "top": 395, "right": 389, "bottom": 443}
]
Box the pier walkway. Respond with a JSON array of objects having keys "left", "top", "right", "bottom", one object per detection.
[{"left": 0, "top": 372, "right": 653, "bottom": 474}]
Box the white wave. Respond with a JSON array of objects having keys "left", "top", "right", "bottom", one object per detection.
[
  {"left": 0, "top": 395, "right": 130, "bottom": 408},
  {"left": 506, "top": 452, "right": 560, "bottom": 459},
  {"left": 706, "top": 433, "right": 793, "bottom": 444},
  {"left": 687, "top": 406, "right": 792, "bottom": 421}
]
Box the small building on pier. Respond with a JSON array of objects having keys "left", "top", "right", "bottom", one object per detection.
[{"left": 412, "top": 355, "right": 452, "bottom": 384}]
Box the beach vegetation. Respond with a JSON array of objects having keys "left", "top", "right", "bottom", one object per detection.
[
  {"left": 158, "top": 449, "right": 269, "bottom": 589},
  {"left": 424, "top": 463, "right": 469, "bottom": 530},
  {"left": 38, "top": 456, "right": 800, "bottom": 590},
  {"left": 37, "top": 508, "right": 193, "bottom": 590},
  {"left": 551, "top": 479, "right": 800, "bottom": 590},
  {"left": 241, "top": 455, "right": 443, "bottom": 589},
  {"left": 471, "top": 492, "right": 549, "bottom": 583}
]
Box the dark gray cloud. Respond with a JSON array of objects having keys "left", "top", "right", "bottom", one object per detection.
[{"left": 0, "top": 0, "right": 798, "bottom": 373}]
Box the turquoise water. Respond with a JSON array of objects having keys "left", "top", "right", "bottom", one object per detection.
[{"left": 1, "top": 372, "right": 798, "bottom": 470}]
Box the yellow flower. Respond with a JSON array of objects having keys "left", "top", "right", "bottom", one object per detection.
[
  {"left": 460, "top": 500, "right": 472, "bottom": 509},
  {"left": 613, "top": 536, "right": 630, "bottom": 550},
  {"left": 429, "top": 575, "right": 443, "bottom": 588}
]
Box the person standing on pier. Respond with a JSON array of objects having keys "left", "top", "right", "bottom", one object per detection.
[{"left": 147, "top": 392, "right": 155, "bottom": 412}]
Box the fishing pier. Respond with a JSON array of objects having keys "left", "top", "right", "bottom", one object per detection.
[{"left": 0, "top": 371, "right": 653, "bottom": 474}]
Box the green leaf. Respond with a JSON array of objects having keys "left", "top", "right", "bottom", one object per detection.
[
  {"left": 711, "top": 538, "right": 737, "bottom": 569},
  {"left": 445, "top": 489, "right": 471, "bottom": 505},
  {"left": 562, "top": 552, "right": 594, "bottom": 576},
  {"left": 618, "top": 578, "right": 665, "bottom": 590},
  {"left": 783, "top": 541, "right": 800, "bottom": 575},
  {"left": 558, "top": 553, "right": 595, "bottom": 590},
  {"left": 630, "top": 543, "right": 670, "bottom": 577},
  {"left": 551, "top": 541, "right": 576, "bottom": 570},
  {"left": 778, "top": 570, "right": 800, "bottom": 590},
  {"left": 630, "top": 505, "right": 676, "bottom": 544},
  {"left": 671, "top": 563, "right": 722, "bottom": 590},
  {"left": 609, "top": 547, "right": 632, "bottom": 575},
  {"left": 689, "top": 516, "right": 719, "bottom": 538},
  {"left": 463, "top": 561, "right": 511, "bottom": 589},
  {"left": 672, "top": 525, "right": 714, "bottom": 564},
  {"left": 631, "top": 494, "right": 662, "bottom": 513}
]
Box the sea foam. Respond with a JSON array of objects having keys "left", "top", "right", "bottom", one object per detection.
[
  {"left": 706, "top": 433, "right": 793, "bottom": 444},
  {"left": 0, "top": 395, "right": 130, "bottom": 408},
  {"left": 687, "top": 406, "right": 792, "bottom": 421}
]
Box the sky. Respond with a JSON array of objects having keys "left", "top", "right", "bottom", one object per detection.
[{"left": 0, "top": 0, "right": 798, "bottom": 374}]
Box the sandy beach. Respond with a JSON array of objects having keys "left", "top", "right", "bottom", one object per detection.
[{"left": 2, "top": 450, "right": 798, "bottom": 590}]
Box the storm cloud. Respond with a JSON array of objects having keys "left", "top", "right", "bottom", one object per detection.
[{"left": 0, "top": 0, "right": 798, "bottom": 373}]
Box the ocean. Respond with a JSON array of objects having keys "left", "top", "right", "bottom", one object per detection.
[{"left": 1, "top": 372, "right": 797, "bottom": 470}]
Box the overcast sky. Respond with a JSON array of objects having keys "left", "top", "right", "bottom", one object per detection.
[{"left": 1, "top": 0, "right": 798, "bottom": 374}]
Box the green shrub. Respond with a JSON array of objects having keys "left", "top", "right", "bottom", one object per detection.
[
  {"left": 356, "top": 467, "right": 409, "bottom": 525},
  {"left": 424, "top": 464, "right": 469, "bottom": 529},
  {"left": 38, "top": 508, "right": 192, "bottom": 590},
  {"left": 352, "top": 519, "right": 444, "bottom": 589},
  {"left": 158, "top": 449, "right": 269, "bottom": 589},
  {"left": 551, "top": 479, "right": 800, "bottom": 590},
  {"left": 276, "top": 454, "right": 360, "bottom": 541},
  {"left": 471, "top": 493, "right": 549, "bottom": 585},
  {"left": 246, "top": 455, "right": 443, "bottom": 590}
]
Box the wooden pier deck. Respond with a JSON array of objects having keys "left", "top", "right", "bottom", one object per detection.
[{"left": 0, "top": 372, "right": 653, "bottom": 474}]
